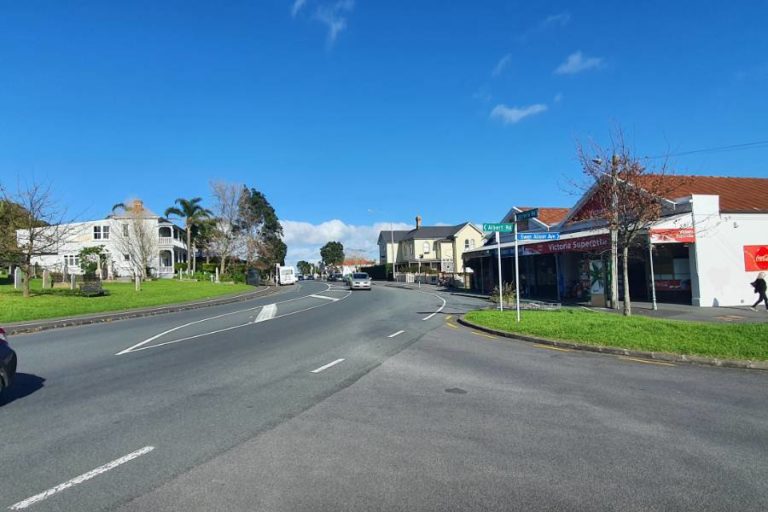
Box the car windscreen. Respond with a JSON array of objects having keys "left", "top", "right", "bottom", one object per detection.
[{"left": 352, "top": 273, "right": 369, "bottom": 279}]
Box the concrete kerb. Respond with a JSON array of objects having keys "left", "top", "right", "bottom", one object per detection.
[
  {"left": 6, "top": 286, "right": 280, "bottom": 336},
  {"left": 457, "top": 315, "right": 768, "bottom": 371}
]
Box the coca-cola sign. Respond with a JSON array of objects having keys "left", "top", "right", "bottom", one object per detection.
[{"left": 744, "top": 245, "right": 768, "bottom": 271}]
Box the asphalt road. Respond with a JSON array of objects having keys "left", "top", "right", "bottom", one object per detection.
[{"left": 2, "top": 282, "right": 767, "bottom": 511}]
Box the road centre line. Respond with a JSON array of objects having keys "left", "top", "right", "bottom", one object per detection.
[
  {"left": 471, "top": 331, "right": 496, "bottom": 339},
  {"left": 310, "top": 294, "right": 339, "bottom": 302},
  {"left": 116, "top": 284, "right": 335, "bottom": 355},
  {"left": 9, "top": 446, "right": 155, "bottom": 510},
  {"left": 311, "top": 358, "right": 345, "bottom": 373},
  {"left": 254, "top": 304, "right": 277, "bottom": 323},
  {"left": 446, "top": 322, "right": 459, "bottom": 329},
  {"left": 118, "top": 291, "right": 352, "bottom": 354},
  {"left": 387, "top": 330, "right": 405, "bottom": 338}
]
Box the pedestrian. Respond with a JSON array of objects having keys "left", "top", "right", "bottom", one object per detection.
[{"left": 750, "top": 272, "right": 767, "bottom": 311}]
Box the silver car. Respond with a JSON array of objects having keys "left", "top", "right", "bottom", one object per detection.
[{"left": 348, "top": 272, "right": 372, "bottom": 290}]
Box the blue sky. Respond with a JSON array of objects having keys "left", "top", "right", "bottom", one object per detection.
[{"left": 1, "top": 1, "right": 767, "bottom": 264}]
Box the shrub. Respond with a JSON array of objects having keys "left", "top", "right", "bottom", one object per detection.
[
  {"left": 490, "top": 282, "right": 516, "bottom": 306},
  {"left": 174, "top": 262, "right": 188, "bottom": 272}
]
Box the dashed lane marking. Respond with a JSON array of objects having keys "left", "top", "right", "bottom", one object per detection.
[
  {"left": 310, "top": 294, "right": 339, "bottom": 302},
  {"left": 532, "top": 344, "right": 572, "bottom": 352},
  {"left": 311, "top": 358, "right": 345, "bottom": 373},
  {"left": 446, "top": 322, "right": 459, "bottom": 329},
  {"left": 471, "top": 331, "right": 497, "bottom": 340},
  {"left": 619, "top": 356, "right": 676, "bottom": 367},
  {"left": 387, "top": 330, "right": 405, "bottom": 338}
]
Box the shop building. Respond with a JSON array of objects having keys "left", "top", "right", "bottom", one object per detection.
[{"left": 463, "top": 176, "right": 768, "bottom": 307}]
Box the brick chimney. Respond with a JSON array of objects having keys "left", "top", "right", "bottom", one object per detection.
[{"left": 415, "top": 215, "right": 422, "bottom": 229}]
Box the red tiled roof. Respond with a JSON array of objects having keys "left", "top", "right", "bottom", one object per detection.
[
  {"left": 517, "top": 207, "right": 571, "bottom": 226},
  {"left": 647, "top": 175, "right": 768, "bottom": 213}
]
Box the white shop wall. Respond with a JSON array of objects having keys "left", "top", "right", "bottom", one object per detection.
[{"left": 691, "top": 195, "right": 768, "bottom": 307}]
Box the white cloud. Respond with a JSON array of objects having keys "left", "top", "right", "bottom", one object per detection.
[
  {"left": 315, "top": 0, "right": 355, "bottom": 45},
  {"left": 541, "top": 12, "right": 570, "bottom": 29},
  {"left": 490, "top": 103, "right": 547, "bottom": 125},
  {"left": 517, "top": 11, "right": 570, "bottom": 42},
  {"left": 282, "top": 219, "right": 412, "bottom": 266},
  {"left": 553, "top": 92, "right": 563, "bottom": 103},
  {"left": 554, "top": 51, "right": 604, "bottom": 75},
  {"left": 291, "top": 0, "right": 307, "bottom": 17},
  {"left": 492, "top": 54, "right": 512, "bottom": 77}
]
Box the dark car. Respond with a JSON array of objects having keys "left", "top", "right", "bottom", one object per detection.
[{"left": 0, "top": 327, "right": 17, "bottom": 400}]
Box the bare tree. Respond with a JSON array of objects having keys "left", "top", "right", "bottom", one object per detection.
[
  {"left": 2, "top": 180, "right": 73, "bottom": 298},
  {"left": 209, "top": 182, "right": 243, "bottom": 275},
  {"left": 577, "top": 131, "right": 683, "bottom": 316},
  {"left": 111, "top": 200, "right": 158, "bottom": 291}
]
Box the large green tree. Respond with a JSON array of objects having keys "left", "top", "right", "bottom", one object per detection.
[
  {"left": 297, "top": 260, "right": 312, "bottom": 275},
  {"left": 320, "top": 241, "right": 344, "bottom": 267},
  {"left": 238, "top": 187, "right": 285, "bottom": 276},
  {"left": 164, "top": 197, "right": 212, "bottom": 274}
]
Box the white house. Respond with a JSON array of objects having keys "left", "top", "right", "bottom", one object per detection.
[{"left": 17, "top": 200, "right": 188, "bottom": 279}]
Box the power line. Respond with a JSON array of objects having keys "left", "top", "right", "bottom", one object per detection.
[{"left": 641, "top": 139, "right": 768, "bottom": 160}]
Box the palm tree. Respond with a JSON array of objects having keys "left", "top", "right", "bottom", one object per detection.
[{"left": 164, "top": 198, "right": 212, "bottom": 274}]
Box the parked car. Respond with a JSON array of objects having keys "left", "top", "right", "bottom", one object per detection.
[
  {"left": 348, "top": 272, "right": 372, "bottom": 290},
  {"left": 0, "top": 327, "right": 17, "bottom": 401}
]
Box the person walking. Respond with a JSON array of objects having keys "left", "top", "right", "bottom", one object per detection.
[{"left": 750, "top": 272, "right": 768, "bottom": 311}]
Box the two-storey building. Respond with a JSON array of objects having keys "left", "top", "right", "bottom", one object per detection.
[
  {"left": 17, "top": 200, "right": 187, "bottom": 279},
  {"left": 377, "top": 216, "right": 485, "bottom": 279}
]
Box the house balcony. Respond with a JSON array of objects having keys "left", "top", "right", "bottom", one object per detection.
[{"left": 158, "top": 237, "right": 186, "bottom": 248}]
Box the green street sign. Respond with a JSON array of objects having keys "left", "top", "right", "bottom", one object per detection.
[
  {"left": 515, "top": 208, "right": 539, "bottom": 221},
  {"left": 483, "top": 223, "right": 514, "bottom": 233}
]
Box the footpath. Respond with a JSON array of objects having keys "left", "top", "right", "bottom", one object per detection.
[{"left": 5, "top": 286, "right": 278, "bottom": 335}]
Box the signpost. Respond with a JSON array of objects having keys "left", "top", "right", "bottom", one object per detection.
[
  {"left": 482, "top": 209, "right": 540, "bottom": 322},
  {"left": 516, "top": 232, "right": 560, "bottom": 241}
]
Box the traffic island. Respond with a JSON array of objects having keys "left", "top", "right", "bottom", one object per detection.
[{"left": 459, "top": 309, "right": 768, "bottom": 370}]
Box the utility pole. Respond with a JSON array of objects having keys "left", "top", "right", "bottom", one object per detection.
[{"left": 609, "top": 154, "right": 620, "bottom": 310}]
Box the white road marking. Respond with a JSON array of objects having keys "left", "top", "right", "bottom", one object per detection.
[
  {"left": 310, "top": 294, "right": 339, "bottom": 302},
  {"left": 387, "top": 330, "right": 405, "bottom": 338},
  {"left": 254, "top": 304, "right": 277, "bottom": 323},
  {"left": 422, "top": 294, "right": 447, "bottom": 320},
  {"left": 9, "top": 446, "right": 154, "bottom": 510},
  {"left": 117, "top": 284, "right": 337, "bottom": 355},
  {"left": 119, "top": 290, "right": 353, "bottom": 354},
  {"left": 311, "top": 358, "right": 345, "bottom": 373}
]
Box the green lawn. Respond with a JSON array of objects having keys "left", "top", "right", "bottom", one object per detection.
[
  {"left": 464, "top": 309, "right": 768, "bottom": 361},
  {"left": 0, "top": 279, "right": 254, "bottom": 324}
]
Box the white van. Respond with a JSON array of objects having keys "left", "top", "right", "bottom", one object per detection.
[{"left": 277, "top": 266, "right": 297, "bottom": 285}]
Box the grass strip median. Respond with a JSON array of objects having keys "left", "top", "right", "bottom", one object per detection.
[
  {"left": 1, "top": 279, "right": 254, "bottom": 324},
  {"left": 464, "top": 309, "right": 768, "bottom": 361}
]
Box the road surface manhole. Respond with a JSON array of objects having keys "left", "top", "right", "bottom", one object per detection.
[{"left": 445, "top": 387, "right": 467, "bottom": 394}]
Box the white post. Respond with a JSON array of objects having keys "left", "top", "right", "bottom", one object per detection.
[
  {"left": 390, "top": 223, "right": 396, "bottom": 281},
  {"left": 418, "top": 258, "right": 421, "bottom": 288},
  {"left": 514, "top": 220, "right": 520, "bottom": 323},
  {"left": 215, "top": 267, "right": 220, "bottom": 283},
  {"left": 648, "top": 236, "right": 658, "bottom": 311},
  {"left": 496, "top": 231, "right": 503, "bottom": 311}
]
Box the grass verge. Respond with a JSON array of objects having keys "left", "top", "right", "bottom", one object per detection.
[
  {"left": 0, "top": 279, "right": 255, "bottom": 324},
  {"left": 464, "top": 309, "right": 768, "bottom": 361}
]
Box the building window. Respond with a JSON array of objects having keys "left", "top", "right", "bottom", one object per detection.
[
  {"left": 464, "top": 239, "right": 470, "bottom": 250},
  {"left": 423, "top": 241, "right": 430, "bottom": 254},
  {"left": 123, "top": 224, "right": 129, "bottom": 237},
  {"left": 64, "top": 255, "right": 80, "bottom": 266},
  {"left": 469, "top": 239, "right": 475, "bottom": 249},
  {"left": 94, "top": 225, "right": 110, "bottom": 240},
  {"left": 124, "top": 254, "right": 130, "bottom": 261}
]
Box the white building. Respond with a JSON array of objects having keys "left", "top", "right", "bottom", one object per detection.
[{"left": 17, "top": 200, "right": 187, "bottom": 279}]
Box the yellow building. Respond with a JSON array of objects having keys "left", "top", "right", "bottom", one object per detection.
[{"left": 377, "top": 216, "right": 485, "bottom": 279}]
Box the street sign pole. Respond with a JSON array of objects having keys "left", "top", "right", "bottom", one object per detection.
[
  {"left": 495, "top": 231, "right": 503, "bottom": 311},
  {"left": 514, "top": 219, "right": 520, "bottom": 323},
  {"left": 648, "top": 236, "right": 658, "bottom": 311}
]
